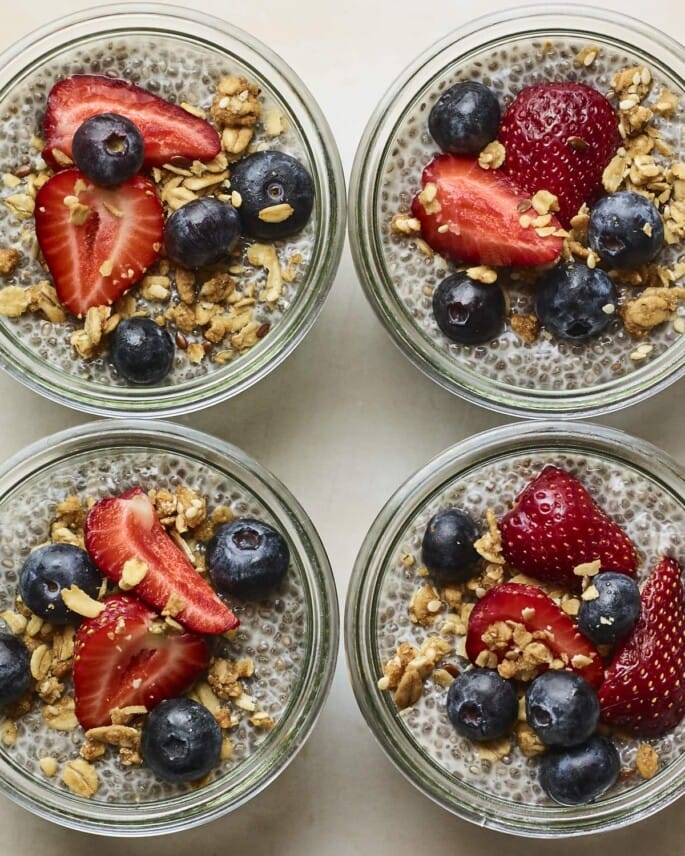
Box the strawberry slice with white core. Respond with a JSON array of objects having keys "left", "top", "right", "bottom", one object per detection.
[
  {"left": 84, "top": 488, "right": 238, "bottom": 635},
  {"left": 73, "top": 593, "right": 209, "bottom": 729}
]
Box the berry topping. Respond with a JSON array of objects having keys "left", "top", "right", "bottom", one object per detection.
[
  {"left": 598, "top": 556, "right": 685, "bottom": 737},
  {"left": 71, "top": 113, "right": 144, "bottom": 187},
  {"left": 34, "top": 168, "right": 163, "bottom": 318},
  {"left": 164, "top": 197, "right": 242, "bottom": 269},
  {"left": 588, "top": 190, "right": 665, "bottom": 269},
  {"left": 72, "top": 594, "right": 209, "bottom": 730},
  {"left": 0, "top": 633, "right": 31, "bottom": 706},
  {"left": 43, "top": 74, "right": 221, "bottom": 170},
  {"left": 110, "top": 317, "right": 175, "bottom": 386},
  {"left": 499, "top": 82, "right": 620, "bottom": 227},
  {"left": 445, "top": 669, "right": 518, "bottom": 741},
  {"left": 428, "top": 82, "right": 501, "bottom": 156},
  {"left": 538, "top": 735, "right": 620, "bottom": 806},
  {"left": 534, "top": 262, "right": 617, "bottom": 341},
  {"left": 206, "top": 518, "right": 289, "bottom": 599},
  {"left": 411, "top": 154, "right": 563, "bottom": 267},
  {"left": 577, "top": 572, "right": 641, "bottom": 646},
  {"left": 432, "top": 273, "right": 506, "bottom": 345},
  {"left": 140, "top": 697, "right": 222, "bottom": 783},
  {"left": 84, "top": 487, "right": 238, "bottom": 634},
  {"left": 229, "top": 150, "right": 315, "bottom": 241},
  {"left": 19, "top": 544, "right": 101, "bottom": 625},
  {"left": 499, "top": 466, "right": 638, "bottom": 588},
  {"left": 421, "top": 507, "right": 480, "bottom": 582},
  {"left": 525, "top": 671, "right": 600, "bottom": 747}
]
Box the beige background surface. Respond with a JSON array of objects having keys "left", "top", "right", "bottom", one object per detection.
[{"left": 0, "top": 0, "right": 684, "bottom": 852}]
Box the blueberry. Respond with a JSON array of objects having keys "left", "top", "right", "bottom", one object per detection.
[
  {"left": 428, "top": 82, "right": 501, "bottom": 155},
  {"left": 229, "top": 151, "right": 314, "bottom": 240},
  {"left": 432, "top": 273, "right": 505, "bottom": 344},
  {"left": 140, "top": 697, "right": 222, "bottom": 783},
  {"left": 535, "top": 262, "right": 617, "bottom": 340},
  {"left": 588, "top": 191, "right": 664, "bottom": 269},
  {"left": 110, "top": 317, "right": 175, "bottom": 385},
  {"left": 0, "top": 633, "right": 31, "bottom": 706},
  {"left": 206, "top": 518, "right": 289, "bottom": 598},
  {"left": 525, "top": 671, "right": 599, "bottom": 747},
  {"left": 421, "top": 508, "right": 480, "bottom": 583},
  {"left": 164, "top": 197, "right": 241, "bottom": 269},
  {"left": 446, "top": 669, "right": 518, "bottom": 741},
  {"left": 19, "top": 544, "right": 101, "bottom": 625},
  {"left": 539, "top": 735, "right": 621, "bottom": 805},
  {"left": 577, "top": 572, "right": 641, "bottom": 646},
  {"left": 71, "top": 113, "right": 144, "bottom": 187}
]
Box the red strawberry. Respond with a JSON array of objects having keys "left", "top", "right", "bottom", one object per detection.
[
  {"left": 73, "top": 593, "right": 209, "bottom": 729},
  {"left": 411, "top": 154, "right": 563, "bottom": 267},
  {"left": 499, "top": 82, "right": 620, "bottom": 227},
  {"left": 34, "top": 168, "right": 163, "bottom": 317},
  {"left": 43, "top": 74, "right": 221, "bottom": 170},
  {"left": 599, "top": 556, "right": 685, "bottom": 736},
  {"left": 500, "top": 466, "right": 638, "bottom": 588},
  {"left": 84, "top": 487, "right": 238, "bottom": 635},
  {"left": 466, "top": 582, "right": 604, "bottom": 687}
]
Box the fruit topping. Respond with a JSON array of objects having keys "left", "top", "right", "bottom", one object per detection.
[
  {"left": 0, "top": 633, "right": 31, "bottom": 706},
  {"left": 421, "top": 507, "right": 480, "bottom": 582},
  {"left": 499, "top": 82, "right": 620, "bottom": 227},
  {"left": 34, "top": 168, "right": 164, "bottom": 318},
  {"left": 445, "top": 669, "right": 518, "bottom": 741},
  {"left": 588, "top": 190, "right": 665, "bottom": 268},
  {"left": 432, "top": 273, "right": 506, "bottom": 345},
  {"left": 43, "top": 74, "right": 221, "bottom": 170},
  {"left": 71, "top": 113, "right": 144, "bottom": 187},
  {"left": 499, "top": 466, "right": 638, "bottom": 588},
  {"left": 110, "top": 317, "right": 175, "bottom": 385},
  {"left": 525, "top": 671, "right": 600, "bottom": 747},
  {"left": 19, "top": 544, "right": 101, "bottom": 624},
  {"left": 411, "top": 154, "right": 563, "bottom": 267},
  {"left": 534, "top": 262, "right": 617, "bottom": 341},
  {"left": 72, "top": 593, "right": 209, "bottom": 729},
  {"left": 84, "top": 487, "right": 238, "bottom": 634},
  {"left": 538, "top": 734, "right": 621, "bottom": 806},
  {"left": 164, "top": 197, "right": 242, "bottom": 269},
  {"left": 428, "top": 81, "right": 501, "bottom": 156},
  {"left": 598, "top": 556, "right": 685, "bottom": 737},
  {"left": 577, "top": 571, "right": 641, "bottom": 646}
]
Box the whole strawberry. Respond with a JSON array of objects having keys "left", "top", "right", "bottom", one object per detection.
[
  {"left": 599, "top": 556, "right": 685, "bottom": 737},
  {"left": 499, "top": 466, "right": 637, "bottom": 587},
  {"left": 499, "top": 82, "right": 620, "bottom": 227}
]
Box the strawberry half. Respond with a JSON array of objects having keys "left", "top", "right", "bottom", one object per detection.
[
  {"left": 411, "top": 154, "right": 563, "bottom": 267},
  {"left": 73, "top": 593, "right": 209, "bottom": 729},
  {"left": 499, "top": 82, "right": 620, "bottom": 227},
  {"left": 84, "top": 487, "right": 238, "bottom": 635},
  {"left": 599, "top": 556, "right": 685, "bottom": 737},
  {"left": 466, "top": 582, "right": 604, "bottom": 688},
  {"left": 43, "top": 74, "right": 221, "bottom": 170},
  {"left": 500, "top": 466, "right": 638, "bottom": 588},
  {"left": 34, "top": 168, "right": 163, "bottom": 317}
]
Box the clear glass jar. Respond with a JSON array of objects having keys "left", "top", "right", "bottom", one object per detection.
[
  {"left": 0, "top": 4, "right": 346, "bottom": 417},
  {"left": 0, "top": 420, "right": 338, "bottom": 834},
  {"left": 346, "top": 421, "right": 685, "bottom": 836},
  {"left": 349, "top": 5, "right": 685, "bottom": 418}
]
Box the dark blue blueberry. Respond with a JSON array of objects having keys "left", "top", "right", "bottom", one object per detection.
[
  {"left": 539, "top": 735, "right": 621, "bottom": 805},
  {"left": 206, "top": 518, "right": 289, "bottom": 598},
  {"left": 428, "top": 82, "right": 501, "bottom": 155},
  {"left": 72, "top": 113, "right": 144, "bottom": 187},
  {"left": 432, "top": 273, "right": 505, "bottom": 344},
  {"left": 0, "top": 633, "right": 31, "bottom": 706},
  {"left": 164, "top": 197, "right": 242, "bottom": 269},
  {"left": 525, "top": 671, "right": 599, "bottom": 747},
  {"left": 140, "top": 697, "right": 222, "bottom": 783},
  {"left": 110, "top": 317, "right": 175, "bottom": 385},
  {"left": 421, "top": 507, "right": 480, "bottom": 583},
  {"left": 229, "top": 151, "right": 314, "bottom": 240},
  {"left": 535, "top": 262, "right": 617, "bottom": 341},
  {"left": 577, "top": 572, "right": 641, "bottom": 646},
  {"left": 446, "top": 669, "right": 518, "bottom": 741},
  {"left": 588, "top": 191, "right": 664, "bottom": 269},
  {"left": 19, "top": 544, "right": 101, "bottom": 625}
]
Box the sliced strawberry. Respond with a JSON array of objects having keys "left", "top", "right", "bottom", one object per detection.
[
  {"left": 500, "top": 466, "right": 638, "bottom": 588},
  {"left": 599, "top": 556, "right": 685, "bottom": 736},
  {"left": 84, "top": 488, "right": 238, "bottom": 635},
  {"left": 34, "top": 168, "right": 163, "bottom": 317},
  {"left": 411, "top": 154, "right": 563, "bottom": 267},
  {"left": 466, "top": 582, "right": 604, "bottom": 688},
  {"left": 499, "top": 82, "right": 620, "bottom": 227},
  {"left": 73, "top": 593, "right": 209, "bottom": 729},
  {"left": 43, "top": 74, "right": 221, "bottom": 170}
]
